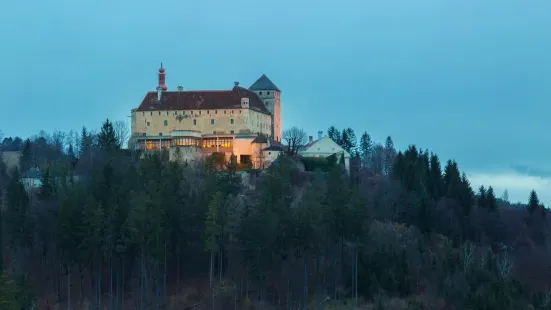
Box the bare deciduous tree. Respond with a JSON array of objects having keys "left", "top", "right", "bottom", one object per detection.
[
  {"left": 114, "top": 120, "right": 130, "bottom": 148},
  {"left": 497, "top": 251, "right": 512, "bottom": 278},
  {"left": 462, "top": 242, "right": 476, "bottom": 272},
  {"left": 282, "top": 126, "right": 308, "bottom": 157}
]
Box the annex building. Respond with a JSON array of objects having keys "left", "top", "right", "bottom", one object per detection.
[{"left": 130, "top": 65, "right": 284, "bottom": 168}]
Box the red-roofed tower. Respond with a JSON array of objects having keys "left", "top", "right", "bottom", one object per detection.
[{"left": 157, "top": 63, "right": 168, "bottom": 91}]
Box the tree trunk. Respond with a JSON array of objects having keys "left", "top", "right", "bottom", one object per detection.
[
  {"left": 67, "top": 265, "right": 71, "bottom": 310},
  {"left": 209, "top": 251, "right": 214, "bottom": 288}
]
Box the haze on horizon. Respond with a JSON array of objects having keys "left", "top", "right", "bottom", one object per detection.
[{"left": 1, "top": 0, "right": 550, "bottom": 205}]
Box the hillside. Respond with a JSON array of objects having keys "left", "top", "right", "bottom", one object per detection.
[{"left": 0, "top": 121, "right": 551, "bottom": 310}]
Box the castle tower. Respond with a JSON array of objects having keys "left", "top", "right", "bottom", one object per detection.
[
  {"left": 249, "top": 74, "right": 281, "bottom": 141},
  {"left": 157, "top": 63, "right": 168, "bottom": 91}
]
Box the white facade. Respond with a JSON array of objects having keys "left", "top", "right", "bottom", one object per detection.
[{"left": 299, "top": 136, "right": 350, "bottom": 172}]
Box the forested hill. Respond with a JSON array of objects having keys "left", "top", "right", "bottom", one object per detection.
[{"left": 0, "top": 120, "right": 550, "bottom": 310}]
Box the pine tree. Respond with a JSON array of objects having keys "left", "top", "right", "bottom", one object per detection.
[
  {"left": 383, "top": 136, "right": 396, "bottom": 176},
  {"left": 485, "top": 186, "right": 497, "bottom": 212},
  {"left": 477, "top": 186, "right": 487, "bottom": 209},
  {"left": 19, "top": 139, "right": 32, "bottom": 174},
  {"left": 359, "top": 132, "right": 373, "bottom": 169},
  {"left": 427, "top": 153, "right": 444, "bottom": 201},
  {"left": 5, "top": 170, "right": 32, "bottom": 250},
  {"left": 327, "top": 126, "right": 340, "bottom": 145},
  {"left": 97, "top": 119, "right": 120, "bottom": 151},
  {"left": 38, "top": 166, "right": 55, "bottom": 200},
  {"left": 528, "top": 190, "right": 539, "bottom": 214}
]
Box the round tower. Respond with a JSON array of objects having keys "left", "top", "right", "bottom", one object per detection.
[{"left": 157, "top": 63, "right": 168, "bottom": 91}]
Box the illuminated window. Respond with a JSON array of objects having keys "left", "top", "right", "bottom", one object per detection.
[{"left": 172, "top": 138, "right": 200, "bottom": 147}]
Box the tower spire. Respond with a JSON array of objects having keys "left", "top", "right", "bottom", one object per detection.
[{"left": 157, "top": 63, "right": 167, "bottom": 91}]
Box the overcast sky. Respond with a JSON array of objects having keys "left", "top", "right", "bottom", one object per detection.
[{"left": 1, "top": 0, "right": 550, "bottom": 204}]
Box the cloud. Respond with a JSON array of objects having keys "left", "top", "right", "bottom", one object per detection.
[{"left": 467, "top": 170, "right": 551, "bottom": 206}]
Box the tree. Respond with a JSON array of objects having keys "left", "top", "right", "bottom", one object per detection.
[
  {"left": 113, "top": 120, "right": 130, "bottom": 149},
  {"left": 359, "top": 132, "right": 373, "bottom": 169},
  {"left": 19, "top": 139, "right": 32, "bottom": 174},
  {"left": 501, "top": 189, "right": 509, "bottom": 203},
  {"left": 97, "top": 119, "right": 120, "bottom": 151},
  {"left": 528, "top": 190, "right": 539, "bottom": 215},
  {"left": 477, "top": 186, "right": 487, "bottom": 209},
  {"left": 383, "top": 136, "right": 396, "bottom": 176},
  {"left": 282, "top": 126, "right": 308, "bottom": 157},
  {"left": 327, "top": 126, "right": 341, "bottom": 145},
  {"left": 485, "top": 186, "right": 497, "bottom": 212},
  {"left": 341, "top": 128, "right": 357, "bottom": 155}
]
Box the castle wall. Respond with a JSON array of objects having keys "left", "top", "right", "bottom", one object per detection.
[{"left": 132, "top": 108, "right": 272, "bottom": 138}]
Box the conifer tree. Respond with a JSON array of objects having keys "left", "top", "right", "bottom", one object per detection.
[
  {"left": 327, "top": 126, "right": 340, "bottom": 145},
  {"left": 427, "top": 153, "right": 444, "bottom": 201},
  {"left": 485, "top": 186, "right": 497, "bottom": 212},
  {"left": 528, "top": 190, "right": 539, "bottom": 215},
  {"left": 97, "top": 119, "right": 120, "bottom": 151},
  {"left": 383, "top": 136, "right": 396, "bottom": 176},
  {"left": 477, "top": 186, "right": 487, "bottom": 209},
  {"left": 19, "top": 139, "right": 32, "bottom": 174},
  {"left": 359, "top": 132, "right": 373, "bottom": 169}
]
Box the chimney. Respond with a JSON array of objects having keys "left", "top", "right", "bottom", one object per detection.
[
  {"left": 156, "top": 87, "right": 162, "bottom": 101},
  {"left": 309, "top": 136, "right": 313, "bottom": 143},
  {"left": 234, "top": 81, "right": 239, "bottom": 87},
  {"left": 157, "top": 63, "right": 168, "bottom": 91},
  {"left": 318, "top": 130, "right": 323, "bottom": 139},
  {"left": 177, "top": 86, "right": 184, "bottom": 91}
]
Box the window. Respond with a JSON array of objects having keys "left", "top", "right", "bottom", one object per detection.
[
  {"left": 211, "top": 119, "right": 215, "bottom": 125},
  {"left": 142, "top": 133, "right": 146, "bottom": 137},
  {"left": 158, "top": 111, "right": 161, "bottom": 116},
  {"left": 231, "top": 110, "right": 234, "bottom": 114},
  {"left": 239, "top": 110, "right": 242, "bottom": 113},
  {"left": 215, "top": 110, "right": 217, "bottom": 114},
  {"left": 224, "top": 110, "right": 227, "bottom": 114},
  {"left": 230, "top": 130, "right": 234, "bottom": 134},
  {"left": 147, "top": 122, "right": 150, "bottom": 126},
  {"left": 267, "top": 91, "right": 270, "bottom": 95},
  {"left": 193, "top": 119, "right": 196, "bottom": 125},
  {"left": 207, "top": 110, "right": 210, "bottom": 114},
  {"left": 230, "top": 119, "right": 234, "bottom": 124},
  {"left": 213, "top": 131, "right": 216, "bottom": 134},
  {"left": 172, "top": 137, "right": 200, "bottom": 147},
  {"left": 268, "top": 152, "right": 271, "bottom": 155},
  {"left": 142, "top": 112, "right": 145, "bottom": 116},
  {"left": 259, "top": 91, "right": 263, "bottom": 95},
  {"left": 166, "top": 111, "right": 169, "bottom": 115},
  {"left": 159, "top": 133, "right": 162, "bottom": 136},
  {"left": 199, "top": 111, "right": 201, "bottom": 115},
  {"left": 164, "top": 120, "right": 168, "bottom": 126},
  {"left": 150, "top": 112, "right": 153, "bottom": 116}
]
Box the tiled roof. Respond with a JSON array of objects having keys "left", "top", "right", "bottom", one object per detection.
[
  {"left": 136, "top": 86, "right": 271, "bottom": 114},
  {"left": 249, "top": 74, "right": 281, "bottom": 92},
  {"left": 263, "top": 145, "right": 285, "bottom": 151},
  {"left": 251, "top": 135, "right": 269, "bottom": 144}
]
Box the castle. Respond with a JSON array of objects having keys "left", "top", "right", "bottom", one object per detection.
[{"left": 130, "top": 65, "right": 284, "bottom": 168}]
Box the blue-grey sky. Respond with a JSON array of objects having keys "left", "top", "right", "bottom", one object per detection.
[{"left": 1, "top": 0, "right": 550, "bottom": 204}]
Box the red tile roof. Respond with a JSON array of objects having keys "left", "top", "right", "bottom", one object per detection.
[{"left": 136, "top": 86, "right": 271, "bottom": 114}]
